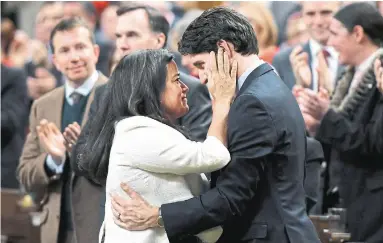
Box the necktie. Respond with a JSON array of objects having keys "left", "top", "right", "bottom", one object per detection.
[
  {"left": 70, "top": 92, "right": 83, "bottom": 105},
  {"left": 322, "top": 49, "right": 331, "bottom": 66}
]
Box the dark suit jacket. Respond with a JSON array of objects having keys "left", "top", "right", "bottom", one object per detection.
[
  {"left": 1, "top": 65, "right": 29, "bottom": 189},
  {"left": 305, "top": 137, "right": 324, "bottom": 214},
  {"left": 161, "top": 63, "right": 320, "bottom": 243}
]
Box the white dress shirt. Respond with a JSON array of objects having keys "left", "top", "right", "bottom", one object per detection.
[{"left": 309, "top": 39, "right": 339, "bottom": 92}]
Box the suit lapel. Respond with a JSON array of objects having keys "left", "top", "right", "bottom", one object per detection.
[
  {"left": 81, "top": 73, "right": 108, "bottom": 127},
  {"left": 50, "top": 87, "right": 65, "bottom": 131},
  {"left": 237, "top": 63, "right": 274, "bottom": 97}
]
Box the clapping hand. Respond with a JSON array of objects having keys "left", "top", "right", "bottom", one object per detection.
[
  {"left": 37, "top": 119, "right": 66, "bottom": 164},
  {"left": 290, "top": 45, "right": 312, "bottom": 88},
  {"left": 63, "top": 122, "right": 81, "bottom": 153}
]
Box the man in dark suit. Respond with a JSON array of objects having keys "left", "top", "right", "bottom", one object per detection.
[
  {"left": 110, "top": 7, "right": 320, "bottom": 243},
  {"left": 1, "top": 65, "right": 29, "bottom": 189},
  {"left": 272, "top": 1, "right": 342, "bottom": 91}
]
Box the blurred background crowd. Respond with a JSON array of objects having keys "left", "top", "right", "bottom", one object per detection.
[{"left": 1, "top": 1, "right": 383, "bottom": 243}]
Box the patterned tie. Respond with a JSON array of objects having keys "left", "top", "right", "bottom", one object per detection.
[{"left": 70, "top": 92, "right": 83, "bottom": 105}]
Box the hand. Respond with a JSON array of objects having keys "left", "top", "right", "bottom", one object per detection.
[
  {"left": 37, "top": 119, "right": 66, "bottom": 164},
  {"left": 374, "top": 58, "right": 383, "bottom": 94},
  {"left": 63, "top": 122, "right": 81, "bottom": 153},
  {"left": 110, "top": 183, "right": 159, "bottom": 231},
  {"left": 290, "top": 45, "right": 312, "bottom": 88},
  {"left": 207, "top": 47, "right": 238, "bottom": 104},
  {"left": 296, "top": 88, "right": 330, "bottom": 121},
  {"left": 317, "top": 51, "right": 333, "bottom": 94}
]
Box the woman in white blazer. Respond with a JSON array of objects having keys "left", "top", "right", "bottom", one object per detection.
[{"left": 79, "top": 49, "right": 237, "bottom": 243}]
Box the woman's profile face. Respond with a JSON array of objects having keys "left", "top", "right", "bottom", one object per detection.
[{"left": 161, "top": 60, "right": 189, "bottom": 121}]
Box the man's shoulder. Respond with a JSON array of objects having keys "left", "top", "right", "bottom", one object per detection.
[
  {"left": 34, "top": 86, "right": 64, "bottom": 107},
  {"left": 272, "top": 46, "right": 294, "bottom": 64}
]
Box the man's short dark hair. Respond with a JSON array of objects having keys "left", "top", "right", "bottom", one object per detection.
[
  {"left": 50, "top": 18, "right": 95, "bottom": 53},
  {"left": 116, "top": 4, "right": 169, "bottom": 48},
  {"left": 178, "top": 7, "right": 259, "bottom": 56}
]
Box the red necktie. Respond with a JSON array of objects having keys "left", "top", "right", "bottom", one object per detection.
[{"left": 322, "top": 49, "right": 331, "bottom": 66}]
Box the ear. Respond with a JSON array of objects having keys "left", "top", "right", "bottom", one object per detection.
[
  {"left": 216, "top": 40, "right": 235, "bottom": 59},
  {"left": 352, "top": 25, "right": 364, "bottom": 44},
  {"left": 93, "top": 44, "right": 100, "bottom": 62},
  {"left": 155, "top": 33, "right": 166, "bottom": 49},
  {"left": 52, "top": 54, "right": 61, "bottom": 73}
]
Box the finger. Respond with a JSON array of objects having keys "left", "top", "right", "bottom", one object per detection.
[
  {"left": 62, "top": 131, "right": 71, "bottom": 144},
  {"left": 121, "top": 183, "right": 144, "bottom": 201},
  {"left": 217, "top": 47, "right": 224, "bottom": 74},
  {"left": 111, "top": 201, "right": 123, "bottom": 219},
  {"left": 209, "top": 51, "right": 217, "bottom": 72},
  {"left": 111, "top": 195, "right": 125, "bottom": 213},
  {"left": 223, "top": 50, "right": 230, "bottom": 74},
  {"left": 65, "top": 128, "right": 77, "bottom": 144},
  {"left": 113, "top": 216, "right": 129, "bottom": 230},
  {"left": 73, "top": 122, "right": 81, "bottom": 132},
  {"left": 289, "top": 45, "right": 303, "bottom": 63},
  {"left": 230, "top": 60, "right": 238, "bottom": 80},
  {"left": 69, "top": 124, "right": 81, "bottom": 137}
]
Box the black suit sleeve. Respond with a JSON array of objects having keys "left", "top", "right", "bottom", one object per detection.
[
  {"left": 304, "top": 137, "right": 324, "bottom": 213},
  {"left": 1, "top": 67, "right": 28, "bottom": 143},
  {"left": 70, "top": 86, "right": 103, "bottom": 176},
  {"left": 161, "top": 95, "right": 277, "bottom": 239},
  {"left": 315, "top": 94, "right": 383, "bottom": 156},
  {"left": 179, "top": 75, "right": 212, "bottom": 142}
]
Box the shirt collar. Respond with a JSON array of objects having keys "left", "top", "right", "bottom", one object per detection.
[
  {"left": 309, "top": 39, "right": 338, "bottom": 60},
  {"left": 237, "top": 59, "right": 265, "bottom": 90},
  {"left": 65, "top": 70, "right": 99, "bottom": 101}
]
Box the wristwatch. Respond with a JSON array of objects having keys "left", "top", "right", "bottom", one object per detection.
[{"left": 157, "top": 207, "right": 164, "bottom": 228}]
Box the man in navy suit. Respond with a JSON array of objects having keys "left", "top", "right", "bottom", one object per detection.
[
  {"left": 272, "top": 1, "right": 342, "bottom": 91},
  {"left": 110, "top": 7, "right": 320, "bottom": 243}
]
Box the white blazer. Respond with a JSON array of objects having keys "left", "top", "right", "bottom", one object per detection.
[{"left": 102, "top": 116, "right": 231, "bottom": 243}]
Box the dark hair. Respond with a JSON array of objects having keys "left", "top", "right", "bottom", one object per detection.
[
  {"left": 116, "top": 4, "right": 169, "bottom": 48},
  {"left": 50, "top": 18, "right": 95, "bottom": 53},
  {"left": 334, "top": 2, "right": 383, "bottom": 47},
  {"left": 79, "top": 49, "right": 185, "bottom": 185},
  {"left": 178, "top": 7, "right": 259, "bottom": 55}
]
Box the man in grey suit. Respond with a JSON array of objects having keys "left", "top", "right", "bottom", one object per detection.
[{"left": 272, "top": 1, "right": 342, "bottom": 91}]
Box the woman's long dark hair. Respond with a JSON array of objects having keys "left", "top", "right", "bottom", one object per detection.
[{"left": 79, "top": 49, "right": 185, "bottom": 185}]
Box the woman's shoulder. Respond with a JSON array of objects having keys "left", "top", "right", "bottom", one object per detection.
[{"left": 115, "top": 116, "right": 174, "bottom": 134}]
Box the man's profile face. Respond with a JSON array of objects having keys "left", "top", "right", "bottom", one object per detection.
[
  {"left": 302, "top": 1, "right": 340, "bottom": 45},
  {"left": 189, "top": 53, "right": 212, "bottom": 85},
  {"left": 115, "top": 9, "right": 163, "bottom": 58}
]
